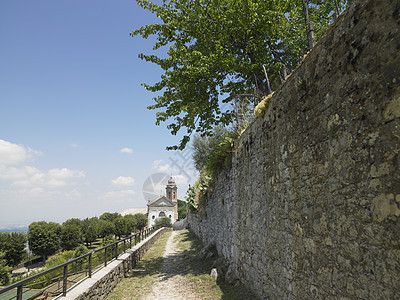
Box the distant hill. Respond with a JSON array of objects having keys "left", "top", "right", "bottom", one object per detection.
[{"left": 0, "top": 225, "right": 28, "bottom": 233}]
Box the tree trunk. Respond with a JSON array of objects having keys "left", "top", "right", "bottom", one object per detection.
[
  {"left": 302, "top": 0, "right": 316, "bottom": 50},
  {"left": 334, "top": 0, "right": 340, "bottom": 17}
]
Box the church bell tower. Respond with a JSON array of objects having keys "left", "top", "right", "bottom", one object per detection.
[{"left": 166, "top": 177, "right": 178, "bottom": 222}]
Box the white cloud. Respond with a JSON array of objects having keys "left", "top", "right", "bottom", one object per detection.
[
  {"left": 120, "top": 147, "right": 133, "bottom": 154},
  {"left": 173, "top": 174, "right": 189, "bottom": 185},
  {"left": 0, "top": 164, "right": 85, "bottom": 191},
  {"left": 151, "top": 160, "right": 177, "bottom": 174},
  {"left": 1, "top": 167, "right": 86, "bottom": 188},
  {"left": 152, "top": 160, "right": 162, "bottom": 169},
  {"left": 48, "top": 168, "right": 85, "bottom": 179},
  {"left": 0, "top": 139, "right": 42, "bottom": 165},
  {"left": 111, "top": 176, "right": 135, "bottom": 187},
  {"left": 0, "top": 140, "right": 85, "bottom": 189}
]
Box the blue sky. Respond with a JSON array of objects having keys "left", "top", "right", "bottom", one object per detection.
[{"left": 0, "top": 0, "right": 197, "bottom": 226}]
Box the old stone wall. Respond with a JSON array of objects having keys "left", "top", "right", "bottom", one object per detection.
[
  {"left": 62, "top": 228, "right": 170, "bottom": 300},
  {"left": 188, "top": 0, "right": 400, "bottom": 299}
]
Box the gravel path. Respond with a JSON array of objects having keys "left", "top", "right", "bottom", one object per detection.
[{"left": 144, "top": 231, "right": 198, "bottom": 300}]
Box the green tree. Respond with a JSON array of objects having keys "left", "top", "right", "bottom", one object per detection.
[
  {"left": 132, "top": 0, "right": 348, "bottom": 149},
  {"left": 98, "top": 219, "right": 116, "bottom": 241},
  {"left": 124, "top": 215, "right": 137, "bottom": 235},
  {"left": 154, "top": 217, "right": 172, "bottom": 229},
  {"left": 28, "top": 221, "right": 61, "bottom": 262},
  {"left": 81, "top": 218, "right": 98, "bottom": 247},
  {"left": 133, "top": 213, "right": 148, "bottom": 231},
  {"left": 0, "top": 252, "right": 11, "bottom": 285},
  {"left": 63, "top": 218, "right": 82, "bottom": 228},
  {"left": 99, "top": 212, "right": 120, "bottom": 223},
  {"left": 60, "top": 224, "right": 82, "bottom": 251},
  {"left": 114, "top": 217, "right": 127, "bottom": 239},
  {"left": 0, "top": 232, "right": 27, "bottom": 267}
]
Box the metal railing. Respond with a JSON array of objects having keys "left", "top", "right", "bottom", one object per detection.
[{"left": 0, "top": 227, "right": 154, "bottom": 300}]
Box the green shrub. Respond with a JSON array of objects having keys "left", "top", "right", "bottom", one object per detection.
[
  {"left": 206, "top": 134, "right": 233, "bottom": 174},
  {"left": 178, "top": 200, "right": 188, "bottom": 220},
  {"left": 102, "top": 235, "right": 117, "bottom": 247},
  {"left": 154, "top": 217, "right": 172, "bottom": 229}
]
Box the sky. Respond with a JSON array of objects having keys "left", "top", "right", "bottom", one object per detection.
[{"left": 0, "top": 0, "right": 197, "bottom": 226}]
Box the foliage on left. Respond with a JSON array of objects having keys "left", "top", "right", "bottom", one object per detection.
[
  {"left": 0, "top": 232, "right": 27, "bottom": 285},
  {"left": 0, "top": 232, "right": 27, "bottom": 267},
  {"left": 2, "top": 212, "right": 150, "bottom": 287},
  {"left": 0, "top": 252, "right": 12, "bottom": 285}
]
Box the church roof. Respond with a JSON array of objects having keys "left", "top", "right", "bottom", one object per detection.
[{"left": 147, "top": 195, "right": 175, "bottom": 207}]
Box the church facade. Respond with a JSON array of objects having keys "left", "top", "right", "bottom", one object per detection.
[{"left": 147, "top": 177, "right": 179, "bottom": 227}]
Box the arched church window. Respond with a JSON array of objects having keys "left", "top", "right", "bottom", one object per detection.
[
  {"left": 159, "top": 212, "right": 166, "bottom": 217},
  {"left": 169, "top": 215, "right": 172, "bottom": 218},
  {"left": 152, "top": 215, "right": 155, "bottom": 219}
]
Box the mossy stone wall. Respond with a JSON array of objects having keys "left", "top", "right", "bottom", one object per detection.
[{"left": 188, "top": 0, "right": 400, "bottom": 298}]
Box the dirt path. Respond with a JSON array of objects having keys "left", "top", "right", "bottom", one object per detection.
[{"left": 144, "top": 231, "right": 198, "bottom": 300}]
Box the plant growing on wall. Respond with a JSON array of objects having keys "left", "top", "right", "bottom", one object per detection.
[
  {"left": 188, "top": 125, "right": 234, "bottom": 214},
  {"left": 185, "top": 170, "right": 214, "bottom": 214},
  {"left": 206, "top": 133, "right": 234, "bottom": 174},
  {"left": 177, "top": 200, "right": 188, "bottom": 220}
]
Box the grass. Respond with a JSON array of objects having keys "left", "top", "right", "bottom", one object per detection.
[
  {"left": 107, "top": 231, "right": 172, "bottom": 300},
  {"left": 174, "top": 230, "right": 258, "bottom": 300},
  {"left": 87, "top": 238, "right": 103, "bottom": 250},
  {"left": 107, "top": 229, "right": 257, "bottom": 299}
]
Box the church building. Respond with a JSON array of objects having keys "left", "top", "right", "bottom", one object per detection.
[{"left": 147, "top": 177, "right": 178, "bottom": 227}]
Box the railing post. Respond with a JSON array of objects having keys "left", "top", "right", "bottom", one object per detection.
[
  {"left": 130, "top": 236, "right": 132, "bottom": 248},
  {"left": 63, "top": 265, "right": 68, "bottom": 296},
  {"left": 115, "top": 243, "right": 118, "bottom": 258},
  {"left": 124, "top": 239, "right": 126, "bottom": 252},
  {"left": 17, "top": 285, "right": 23, "bottom": 300},
  {"left": 88, "top": 253, "right": 92, "bottom": 278},
  {"left": 104, "top": 247, "right": 108, "bottom": 267},
  {"left": 135, "top": 233, "right": 137, "bottom": 245}
]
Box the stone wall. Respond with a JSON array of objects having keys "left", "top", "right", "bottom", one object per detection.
[
  {"left": 188, "top": 0, "right": 400, "bottom": 299},
  {"left": 62, "top": 228, "right": 170, "bottom": 300}
]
